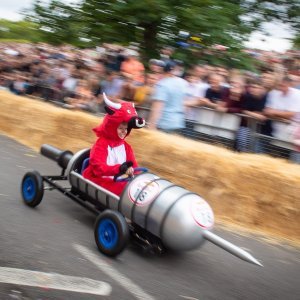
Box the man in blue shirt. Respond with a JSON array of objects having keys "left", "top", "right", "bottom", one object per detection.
[{"left": 148, "top": 62, "right": 187, "bottom": 133}]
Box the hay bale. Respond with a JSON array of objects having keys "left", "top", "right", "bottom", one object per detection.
[{"left": 1, "top": 90, "right": 299, "bottom": 244}]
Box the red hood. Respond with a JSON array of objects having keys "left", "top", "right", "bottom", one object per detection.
[{"left": 93, "top": 101, "right": 144, "bottom": 146}]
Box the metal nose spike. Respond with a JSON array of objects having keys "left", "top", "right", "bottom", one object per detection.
[{"left": 203, "top": 230, "right": 263, "bottom": 267}]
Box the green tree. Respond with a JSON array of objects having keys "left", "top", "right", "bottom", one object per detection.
[
  {"left": 27, "top": 0, "right": 300, "bottom": 67},
  {"left": 78, "top": 0, "right": 253, "bottom": 60},
  {"left": 26, "top": 0, "right": 82, "bottom": 45},
  {"left": 292, "top": 34, "right": 300, "bottom": 49},
  {"left": 0, "top": 19, "right": 43, "bottom": 43}
]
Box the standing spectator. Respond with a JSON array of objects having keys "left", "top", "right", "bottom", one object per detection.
[
  {"left": 64, "top": 79, "right": 96, "bottom": 112},
  {"left": 148, "top": 59, "right": 165, "bottom": 77},
  {"left": 216, "top": 76, "right": 246, "bottom": 150},
  {"left": 52, "top": 61, "right": 71, "bottom": 99},
  {"left": 11, "top": 72, "right": 27, "bottom": 95},
  {"left": 120, "top": 50, "right": 145, "bottom": 84},
  {"left": 115, "top": 48, "right": 126, "bottom": 72},
  {"left": 159, "top": 46, "right": 175, "bottom": 66},
  {"left": 183, "top": 70, "right": 209, "bottom": 137},
  {"left": 61, "top": 69, "right": 79, "bottom": 101},
  {"left": 120, "top": 50, "right": 145, "bottom": 101},
  {"left": 133, "top": 72, "right": 158, "bottom": 121},
  {"left": 172, "top": 59, "right": 185, "bottom": 78},
  {"left": 192, "top": 64, "right": 208, "bottom": 84},
  {"left": 91, "top": 62, "right": 106, "bottom": 79},
  {"left": 148, "top": 62, "right": 187, "bottom": 133},
  {"left": 201, "top": 74, "right": 227, "bottom": 108},
  {"left": 236, "top": 79, "right": 268, "bottom": 152},
  {"left": 192, "top": 65, "right": 210, "bottom": 93},
  {"left": 133, "top": 73, "right": 157, "bottom": 107},
  {"left": 216, "top": 66, "right": 230, "bottom": 85},
  {"left": 216, "top": 76, "right": 245, "bottom": 114},
  {"left": 264, "top": 77, "right": 300, "bottom": 141},
  {"left": 261, "top": 70, "right": 277, "bottom": 92},
  {"left": 100, "top": 70, "right": 124, "bottom": 100},
  {"left": 289, "top": 74, "right": 300, "bottom": 90},
  {"left": 203, "top": 64, "right": 216, "bottom": 81},
  {"left": 291, "top": 115, "right": 300, "bottom": 163}
]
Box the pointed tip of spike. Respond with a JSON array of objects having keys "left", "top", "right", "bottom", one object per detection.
[
  {"left": 203, "top": 231, "right": 263, "bottom": 267},
  {"left": 250, "top": 258, "right": 263, "bottom": 267},
  {"left": 234, "top": 247, "right": 263, "bottom": 267},
  {"left": 243, "top": 249, "right": 263, "bottom": 267},
  {"left": 253, "top": 259, "right": 263, "bottom": 267}
]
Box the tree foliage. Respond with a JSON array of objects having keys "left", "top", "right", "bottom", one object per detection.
[
  {"left": 292, "top": 34, "right": 300, "bottom": 49},
  {"left": 23, "top": 0, "right": 300, "bottom": 67},
  {"left": 0, "top": 19, "right": 43, "bottom": 43},
  {"left": 25, "top": 0, "right": 84, "bottom": 45}
]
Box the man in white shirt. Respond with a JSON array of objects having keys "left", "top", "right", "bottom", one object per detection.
[
  {"left": 182, "top": 70, "right": 208, "bottom": 137},
  {"left": 264, "top": 76, "right": 300, "bottom": 140}
]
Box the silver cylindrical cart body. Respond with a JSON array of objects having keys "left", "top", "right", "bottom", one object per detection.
[{"left": 119, "top": 173, "right": 215, "bottom": 251}]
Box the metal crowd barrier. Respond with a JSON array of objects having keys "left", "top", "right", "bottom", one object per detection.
[
  {"left": 136, "top": 105, "right": 299, "bottom": 163},
  {"left": 20, "top": 86, "right": 300, "bottom": 163}
]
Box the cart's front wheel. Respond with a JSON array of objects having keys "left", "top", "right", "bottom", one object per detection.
[
  {"left": 21, "top": 171, "right": 44, "bottom": 207},
  {"left": 94, "top": 210, "right": 129, "bottom": 257}
]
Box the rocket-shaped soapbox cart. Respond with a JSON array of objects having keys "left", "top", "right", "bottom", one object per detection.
[{"left": 21, "top": 144, "right": 262, "bottom": 267}]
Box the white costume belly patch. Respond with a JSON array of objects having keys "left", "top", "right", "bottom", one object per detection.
[{"left": 106, "top": 144, "right": 126, "bottom": 165}]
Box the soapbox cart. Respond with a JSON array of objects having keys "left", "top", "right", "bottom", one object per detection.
[{"left": 20, "top": 144, "right": 262, "bottom": 266}]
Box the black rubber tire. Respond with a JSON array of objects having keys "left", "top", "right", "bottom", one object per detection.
[
  {"left": 94, "top": 210, "right": 129, "bottom": 257},
  {"left": 21, "top": 171, "right": 44, "bottom": 207}
]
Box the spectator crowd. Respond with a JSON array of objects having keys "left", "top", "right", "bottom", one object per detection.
[{"left": 1, "top": 41, "right": 300, "bottom": 163}]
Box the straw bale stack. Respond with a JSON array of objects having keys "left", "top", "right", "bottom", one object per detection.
[{"left": 1, "top": 90, "right": 299, "bottom": 244}]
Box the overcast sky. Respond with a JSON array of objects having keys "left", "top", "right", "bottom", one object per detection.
[{"left": 0, "top": 0, "right": 294, "bottom": 53}]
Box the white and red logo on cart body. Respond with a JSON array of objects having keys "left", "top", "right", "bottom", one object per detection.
[
  {"left": 191, "top": 198, "right": 214, "bottom": 229},
  {"left": 129, "top": 179, "right": 160, "bottom": 206}
]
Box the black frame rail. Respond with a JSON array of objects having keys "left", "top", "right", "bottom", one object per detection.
[{"left": 42, "top": 175, "right": 99, "bottom": 215}]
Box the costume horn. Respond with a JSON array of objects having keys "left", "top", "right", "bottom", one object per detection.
[
  {"left": 103, "top": 93, "right": 121, "bottom": 110},
  {"left": 135, "top": 117, "right": 146, "bottom": 128}
]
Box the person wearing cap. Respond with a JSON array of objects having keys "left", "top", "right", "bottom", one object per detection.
[
  {"left": 83, "top": 93, "right": 145, "bottom": 195},
  {"left": 147, "top": 61, "right": 188, "bottom": 133}
]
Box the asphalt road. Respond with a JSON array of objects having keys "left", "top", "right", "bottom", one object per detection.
[{"left": 0, "top": 134, "right": 299, "bottom": 300}]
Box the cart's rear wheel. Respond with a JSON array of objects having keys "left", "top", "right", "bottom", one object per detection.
[
  {"left": 94, "top": 210, "right": 129, "bottom": 257},
  {"left": 21, "top": 171, "right": 44, "bottom": 207}
]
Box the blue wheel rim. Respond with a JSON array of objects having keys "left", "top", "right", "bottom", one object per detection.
[
  {"left": 98, "top": 219, "right": 118, "bottom": 250},
  {"left": 23, "top": 177, "right": 36, "bottom": 202}
]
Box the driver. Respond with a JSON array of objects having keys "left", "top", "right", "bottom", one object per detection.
[{"left": 83, "top": 93, "right": 145, "bottom": 195}]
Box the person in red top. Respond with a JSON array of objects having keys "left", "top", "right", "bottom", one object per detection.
[
  {"left": 83, "top": 93, "right": 145, "bottom": 195},
  {"left": 216, "top": 76, "right": 245, "bottom": 113}
]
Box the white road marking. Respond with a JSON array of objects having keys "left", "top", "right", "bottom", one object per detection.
[
  {"left": 24, "top": 153, "right": 37, "bottom": 157},
  {"left": 10, "top": 290, "right": 21, "bottom": 294},
  {"left": 0, "top": 267, "right": 111, "bottom": 296},
  {"left": 179, "top": 296, "right": 199, "bottom": 300},
  {"left": 74, "top": 244, "right": 155, "bottom": 300}
]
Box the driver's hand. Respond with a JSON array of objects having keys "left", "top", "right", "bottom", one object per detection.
[{"left": 126, "top": 167, "right": 134, "bottom": 177}]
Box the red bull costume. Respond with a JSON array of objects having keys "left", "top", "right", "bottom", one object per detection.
[{"left": 83, "top": 93, "right": 145, "bottom": 195}]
